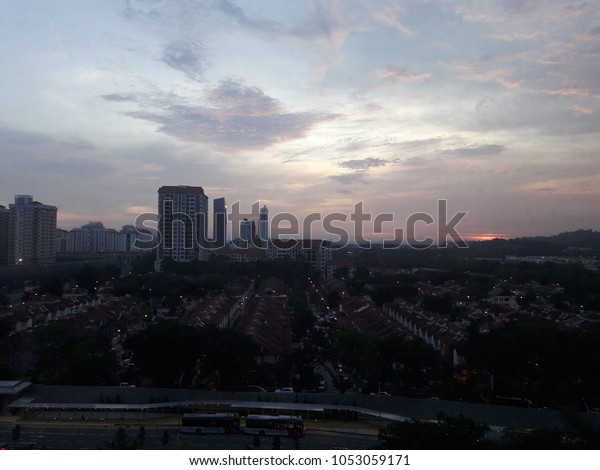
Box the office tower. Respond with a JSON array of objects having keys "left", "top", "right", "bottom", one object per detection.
[
  {"left": 213, "top": 197, "right": 227, "bottom": 247},
  {"left": 157, "top": 186, "right": 208, "bottom": 266},
  {"left": 259, "top": 204, "right": 269, "bottom": 242},
  {"left": 8, "top": 195, "right": 57, "bottom": 265},
  {"left": 0, "top": 205, "right": 9, "bottom": 265}
]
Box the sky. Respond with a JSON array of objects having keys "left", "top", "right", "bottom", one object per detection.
[{"left": 0, "top": 0, "right": 599, "bottom": 243}]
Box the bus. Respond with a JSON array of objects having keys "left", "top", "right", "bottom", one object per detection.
[
  {"left": 180, "top": 413, "right": 241, "bottom": 434},
  {"left": 244, "top": 414, "right": 304, "bottom": 437}
]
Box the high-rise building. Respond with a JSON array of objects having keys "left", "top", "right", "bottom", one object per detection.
[
  {"left": 213, "top": 197, "right": 227, "bottom": 247},
  {"left": 8, "top": 195, "right": 57, "bottom": 265},
  {"left": 55, "top": 228, "right": 68, "bottom": 254},
  {"left": 0, "top": 205, "right": 9, "bottom": 265},
  {"left": 60, "top": 223, "right": 145, "bottom": 254},
  {"left": 119, "top": 224, "right": 142, "bottom": 252},
  {"left": 266, "top": 239, "right": 332, "bottom": 277},
  {"left": 259, "top": 204, "right": 269, "bottom": 242},
  {"left": 157, "top": 185, "right": 208, "bottom": 266},
  {"left": 240, "top": 218, "right": 254, "bottom": 243}
]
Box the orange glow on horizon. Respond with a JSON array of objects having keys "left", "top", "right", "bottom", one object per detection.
[{"left": 464, "top": 233, "right": 508, "bottom": 241}]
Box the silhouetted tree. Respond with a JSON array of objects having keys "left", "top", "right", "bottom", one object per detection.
[
  {"left": 34, "top": 324, "right": 119, "bottom": 385},
  {"left": 377, "top": 413, "right": 491, "bottom": 449}
]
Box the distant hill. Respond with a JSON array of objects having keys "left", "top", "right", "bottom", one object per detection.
[
  {"left": 465, "top": 230, "right": 600, "bottom": 258},
  {"left": 515, "top": 229, "right": 600, "bottom": 249}
]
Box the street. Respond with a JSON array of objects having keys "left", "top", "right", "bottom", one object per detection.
[{"left": 0, "top": 423, "right": 378, "bottom": 450}]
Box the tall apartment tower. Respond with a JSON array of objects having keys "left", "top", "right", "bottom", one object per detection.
[
  {"left": 259, "top": 204, "right": 269, "bottom": 242},
  {"left": 0, "top": 205, "right": 9, "bottom": 265},
  {"left": 8, "top": 195, "right": 57, "bottom": 265},
  {"left": 213, "top": 197, "right": 227, "bottom": 247},
  {"left": 157, "top": 186, "right": 208, "bottom": 267}
]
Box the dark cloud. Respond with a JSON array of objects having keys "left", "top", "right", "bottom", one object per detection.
[
  {"left": 161, "top": 40, "right": 205, "bottom": 81},
  {"left": 338, "top": 157, "right": 388, "bottom": 171},
  {"left": 124, "top": 80, "right": 336, "bottom": 149}
]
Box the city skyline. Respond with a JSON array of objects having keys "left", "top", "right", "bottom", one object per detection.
[{"left": 1, "top": 1, "right": 599, "bottom": 240}]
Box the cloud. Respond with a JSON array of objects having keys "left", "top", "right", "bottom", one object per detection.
[
  {"left": 520, "top": 174, "right": 600, "bottom": 195},
  {"left": 336, "top": 188, "right": 354, "bottom": 195},
  {"left": 394, "top": 138, "right": 445, "bottom": 152},
  {"left": 542, "top": 88, "right": 591, "bottom": 98},
  {"left": 0, "top": 126, "right": 54, "bottom": 146},
  {"left": 338, "top": 157, "right": 388, "bottom": 171},
  {"left": 125, "top": 205, "right": 156, "bottom": 215},
  {"left": 569, "top": 104, "right": 593, "bottom": 115},
  {"left": 378, "top": 67, "right": 431, "bottom": 82},
  {"left": 0, "top": 126, "right": 113, "bottom": 179},
  {"left": 399, "top": 156, "right": 428, "bottom": 167},
  {"left": 576, "top": 25, "right": 600, "bottom": 41},
  {"left": 218, "top": 0, "right": 282, "bottom": 33},
  {"left": 216, "top": 0, "right": 354, "bottom": 74},
  {"left": 122, "top": 79, "right": 337, "bottom": 149},
  {"left": 443, "top": 144, "right": 506, "bottom": 158},
  {"left": 206, "top": 79, "right": 282, "bottom": 115},
  {"left": 371, "top": 4, "right": 412, "bottom": 36},
  {"left": 100, "top": 94, "right": 135, "bottom": 102},
  {"left": 329, "top": 173, "right": 367, "bottom": 185},
  {"left": 161, "top": 40, "right": 206, "bottom": 81},
  {"left": 451, "top": 62, "right": 522, "bottom": 89}
]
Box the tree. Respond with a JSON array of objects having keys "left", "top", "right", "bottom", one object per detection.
[
  {"left": 131, "top": 252, "right": 156, "bottom": 275},
  {"left": 137, "top": 426, "right": 146, "bottom": 447},
  {"left": 105, "top": 428, "right": 140, "bottom": 450},
  {"left": 40, "top": 276, "right": 64, "bottom": 297},
  {"left": 0, "top": 294, "right": 10, "bottom": 306},
  {"left": 291, "top": 287, "right": 314, "bottom": 340},
  {"left": 11, "top": 424, "right": 21, "bottom": 442},
  {"left": 464, "top": 324, "right": 600, "bottom": 408},
  {"left": 103, "top": 264, "right": 121, "bottom": 280},
  {"left": 34, "top": 324, "right": 119, "bottom": 385},
  {"left": 125, "top": 321, "right": 204, "bottom": 387},
  {"left": 377, "top": 413, "right": 491, "bottom": 449},
  {"left": 125, "top": 322, "right": 258, "bottom": 388}
]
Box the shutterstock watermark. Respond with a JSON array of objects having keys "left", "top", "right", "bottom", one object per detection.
[{"left": 133, "top": 199, "right": 468, "bottom": 251}]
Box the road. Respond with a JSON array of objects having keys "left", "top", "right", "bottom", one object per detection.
[{"left": 0, "top": 423, "right": 378, "bottom": 450}]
